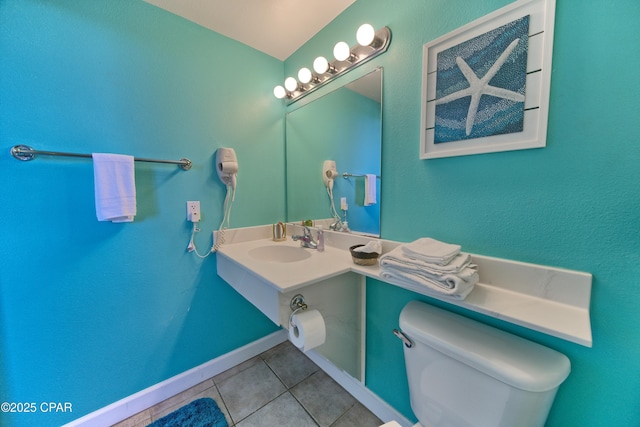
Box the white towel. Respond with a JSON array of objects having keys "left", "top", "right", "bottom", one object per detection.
[
  {"left": 353, "top": 239, "right": 382, "bottom": 254},
  {"left": 379, "top": 253, "right": 477, "bottom": 278},
  {"left": 92, "top": 153, "right": 136, "bottom": 222},
  {"left": 379, "top": 268, "right": 477, "bottom": 300},
  {"left": 380, "top": 247, "right": 472, "bottom": 274},
  {"left": 380, "top": 269, "right": 477, "bottom": 300},
  {"left": 378, "top": 242, "right": 478, "bottom": 300},
  {"left": 401, "top": 237, "right": 460, "bottom": 266},
  {"left": 364, "top": 174, "right": 377, "bottom": 206}
]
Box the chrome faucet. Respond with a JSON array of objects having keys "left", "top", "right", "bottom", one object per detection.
[{"left": 292, "top": 226, "right": 318, "bottom": 249}]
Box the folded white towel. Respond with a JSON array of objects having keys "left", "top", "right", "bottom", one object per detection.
[
  {"left": 401, "top": 237, "right": 461, "bottom": 266},
  {"left": 378, "top": 241, "right": 478, "bottom": 300},
  {"left": 92, "top": 153, "right": 136, "bottom": 222},
  {"left": 364, "top": 174, "right": 377, "bottom": 206},
  {"left": 380, "top": 246, "right": 472, "bottom": 274},
  {"left": 379, "top": 268, "right": 477, "bottom": 300},
  {"left": 379, "top": 256, "right": 477, "bottom": 281}
]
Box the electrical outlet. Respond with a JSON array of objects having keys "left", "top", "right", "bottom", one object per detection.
[{"left": 186, "top": 201, "right": 200, "bottom": 222}]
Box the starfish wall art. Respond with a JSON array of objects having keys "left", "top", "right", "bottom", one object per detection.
[{"left": 434, "top": 15, "right": 530, "bottom": 144}]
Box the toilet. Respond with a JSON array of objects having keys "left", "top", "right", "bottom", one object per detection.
[{"left": 385, "top": 301, "right": 571, "bottom": 427}]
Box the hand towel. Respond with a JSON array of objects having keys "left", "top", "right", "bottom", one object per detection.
[
  {"left": 401, "top": 237, "right": 461, "bottom": 266},
  {"left": 353, "top": 239, "right": 382, "bottom": 254},
  {"left": 378, "top": 242, "right": 478, "bottom": 300},
  {"left": 364, "top": 174, "right": 377, "bottom": 206},
  {"left": 92, "top": 153, "right": 136, "bottom": 222},
  {"left": 379, "top": 268, "right": 477, "bottom": 300},
  {"left": 379, "top": 255, "right": 477, "bottom": 280},
  {"left": 380, "top": 247, "right": 472, "bottom": 274}
]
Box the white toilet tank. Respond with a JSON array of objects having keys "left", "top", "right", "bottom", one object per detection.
[{"left": 399, "top": 301, "right": 570, "bottom": 427}]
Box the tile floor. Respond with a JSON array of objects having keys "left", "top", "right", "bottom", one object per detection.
[{"left": 113, "top": 340, "right": 383, "bottom": 427}]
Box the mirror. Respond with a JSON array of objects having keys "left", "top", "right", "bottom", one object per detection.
[{"left": 285, "top": 68, "right": 382, "bottom": 236}]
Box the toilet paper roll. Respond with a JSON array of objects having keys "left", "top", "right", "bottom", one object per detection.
[
  {"left": 289, "top": 309, "right": 326, "bottom": 352},
  {"left": 218, "top": 161, "right": 238, "bottom": 174}
]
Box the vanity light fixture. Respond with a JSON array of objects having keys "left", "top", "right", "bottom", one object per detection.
[
  {"left": 356, "top": 23, "right": 376, "bottom": 46},
  {"left": 284, "top": 76, "right": 299, "bottom": 92},
  {"left": 298, "top": 67, "right": 313, "bottom": 85},
  {"left": 313, "top": 56, "right": 336, "bottom": 75},
  {"left": 356, "top": 23, "right": 388, "bottom": 49},
  {"left": 333, "top": 41, "right": 355, "bottom": 62},
  {"left": 273, "top": 85, "right": 286, "bottom": 99},
  {"left": 274, "top": 23, "right": 391, "bottom": 104}
]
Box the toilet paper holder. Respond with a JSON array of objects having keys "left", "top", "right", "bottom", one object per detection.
[
  {"left": 290, "top": 294, "right": 307, "bottom": 312},
  {"left": 289, "top": 294, "right": 308, "bottom": 326},
  {"left": 288, "top": 294, "right": 326, "bottom": 352}
]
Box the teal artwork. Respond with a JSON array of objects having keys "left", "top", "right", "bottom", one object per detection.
[{"left": 434, "top": 15, "right": 529, "bottom": 143}]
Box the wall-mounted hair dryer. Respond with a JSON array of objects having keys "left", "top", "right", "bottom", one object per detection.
[
  {"left": 322, "top": 160, "right": 344, "bottom": 229},
  {"left": 216, "top": 147, "right": 238, "bottom": 193},
  {"left": 322, "top": 160, "right": 338, "bottom": 190},
  {"left": 186, "top": 147, "right": 239, "bottom": 258}
]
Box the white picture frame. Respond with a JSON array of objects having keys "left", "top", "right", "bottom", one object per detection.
[{"left": 420, "top": 0, "right": 556, "bottom": 159}]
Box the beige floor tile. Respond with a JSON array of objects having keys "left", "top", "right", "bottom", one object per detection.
[
  {"left": 236, "top": 392, "right": 318, "bottom": 427},
  {"left": 262, "top": 341, "right": 319, "bottom": 388},
  {"left": 110, "top": 341, "right": 382, "bottom": 427},
  {"left": 217, "top": 359, "right": 286, "bottom": 423},
  {"left": 331, "top": 401, "right": 383, "bottom": 427},
  {"left": 214, "top": 355, "right": 263, "bottom": 385},
  {"left": 291, "top": 370, "right": 356, "bottom": 427}
]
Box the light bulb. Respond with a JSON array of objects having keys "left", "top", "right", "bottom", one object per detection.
[
  {"left": 333, "top": 41, "right": 351, "bottom": 61},
  {"left": 284, "top": 77, "right": 298, "bottom": 92},
  {"left": 273, "top": 85, "right": 286, "bottom": 99},
  {"left": 298, "top": 67, "right": 312, "bottom": 84},
  {"left": 356, "top": 23, "right": 376, "bottom": 46},
  {"left": 313, "top": 56, "right": 329, "bottom": 74}
]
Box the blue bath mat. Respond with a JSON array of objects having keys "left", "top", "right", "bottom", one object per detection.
[{"left": 147, "top": 397, "right": 228, "bottom": 427}]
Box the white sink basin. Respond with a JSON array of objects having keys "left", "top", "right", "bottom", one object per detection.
[{"left": 248, "top": 244, "right": 312, "bottom": 263}]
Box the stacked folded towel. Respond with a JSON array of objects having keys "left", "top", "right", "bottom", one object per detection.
[{"left": 378, "top": 238, "right": 478, "bottom": 300}]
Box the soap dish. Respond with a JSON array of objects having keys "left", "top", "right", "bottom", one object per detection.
[{"left": 349, "top": 244, "right": 380, "bottom": 266}]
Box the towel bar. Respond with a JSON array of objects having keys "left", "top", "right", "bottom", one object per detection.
[
  {"left": 342, "top": 172, "right": 380, "bottom": 179},
  {"left": 10, "top": 144, "right": 192, "bottom": 170}
]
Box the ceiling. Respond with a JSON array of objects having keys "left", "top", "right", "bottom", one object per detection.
[{"left": 143, "top": 0, "right": 356, "bottom": 61}]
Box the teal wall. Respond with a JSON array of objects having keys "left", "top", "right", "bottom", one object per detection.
[
  {"left": 0, "top": 1, "right": 283, "bottom": 426},
  {"left": 2, "top": 0, "right": 640, "bottom": 426},
  {"left": 286, "top": 86, "right": 381, "bottom": 234},
  {"left": 286, "top": 0, "right": 640, "bottom": 426}
]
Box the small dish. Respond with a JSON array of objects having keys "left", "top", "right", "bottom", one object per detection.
[{"left": 349, "top": 244, "right": 380, "bottom": 266}]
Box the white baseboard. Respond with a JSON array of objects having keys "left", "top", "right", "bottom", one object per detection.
[
  {"left": 63, "top": 330, "right": 288, "bottom": 427},
  {"left": 305, "top": 349, "right": 413, "bottom": 427},
  {"left": 64, "top": 330, "right": 411, "bottom": 427}
]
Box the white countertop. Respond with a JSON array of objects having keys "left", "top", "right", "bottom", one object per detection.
[
  {"left": 218, "top": 237, "right": 359, "bottom": 292},
  {"left": 216, "top": 224, "right": 593, "bottom": 347}
]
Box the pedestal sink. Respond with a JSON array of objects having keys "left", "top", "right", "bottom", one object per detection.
[{"left": 248, "top": 245, "right": 312, "bottom": 263}]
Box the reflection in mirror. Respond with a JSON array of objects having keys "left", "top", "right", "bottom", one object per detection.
[{"left": 286, "top": 68, "right": 382, "bottom": 236}]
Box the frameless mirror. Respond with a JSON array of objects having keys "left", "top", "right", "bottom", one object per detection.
[{"left": 285, "top": 68, "right": 382, "bottom": 236}]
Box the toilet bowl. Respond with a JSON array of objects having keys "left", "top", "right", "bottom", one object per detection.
[{"left": 382, "top": 301, "right": 570, "bottom": 427}]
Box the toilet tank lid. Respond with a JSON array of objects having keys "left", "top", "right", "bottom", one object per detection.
[{"left": 399, "top": 301, "right": 571, "bottom": 392}]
